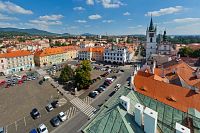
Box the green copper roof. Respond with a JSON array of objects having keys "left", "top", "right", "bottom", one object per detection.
[{"left": 82, "top": 86, "right": 200, "bottom": 133}]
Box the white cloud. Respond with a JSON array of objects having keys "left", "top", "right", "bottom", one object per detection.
[
  {"left": 39, "top": 14, "right": 63, "bottom": 21},
  {"left": 173, "top": 18, "right": 200, "bottom": 23},
  {"left": 0, "top": 22, "right": 16, "bottom": 28},
  {"left": 102, "top": 20, "right": 114, "bottom": 23},
  {"left": 123, "top": 12, "right": 130, "bottom": 16},
  {"left": 0, "top": 13, "right": 17, "bottom": 21},
  {"left": 0, "top": 1, "right": 33, "bottom": 14},
  {"left": 128, "top": 25, "right": 143, "bottom": 29},
  {"left": 88, "top": 14, "right": 102, "bottom": 20},
  {"left": 75, "top": 20, "right": 87, "bottom": 23},
  {"left": 28, "top": 15, "right": 63, "bottom": 30},
  {"left": 29, "top": 20, "right": 62, "bottom": 25},
  {"left": 128, "top": 19, "right": 132, "bottom": 21},
  {"left": 145, "top": 6, "right": 184, "bottom": 17},
  {"left": 86, "top": 0, "right": 94, "bottom": 5},
  {"left": 73, "top": 7, "right": 85, "bottom": 11},
  {"left": 101, "top": 0, "right": 125, "bottom": 8}
]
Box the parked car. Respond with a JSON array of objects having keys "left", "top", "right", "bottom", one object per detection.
[
  {"left": 89, "top": 92, "right": 97, "bottom": 98},
  {"left": 29, "top": 128, "right": 38, "bottom": 133},
  {"left": 38, "top": 124, "right": 48, "bottom": 133},
  {"left": 100, "top": 85, "right": 107, "bottom": 88},
  {"left": 96, "top": 87, "right": 105, "bottom": 93},
  {"left": 120, "top": 70, "right": 124, "bottom": 72},
  {"left": 115, "top": 84, "right": 121, "bottom": 88},
  {"left": 31, "top": 108, "right": 40, "bottom": 119},
  {"left": 109, "top": 91, "right": 116, "bottom": 97},
  {"left": 111, "top": 76, "right": 117, "bottom": 79},
  {"left": 50, "top": 116, "right": 61, "bottom": 127},
  {"left": 32, "top": 76, "right": 36, "bottom": 80},
  {"left": 46, "top": 104, "right": 53, "bottom": 112},
  {"left": 103, "top": 81, "right": 110, "bottom": 86},
  {"left": 93, "top": 91, "right": 99, "bottom": 95},
  {"left": 39, "top": 80, "right": 43, "bottom": 85},
  {"left": 58, "top": 112, "right": 67, "bottom": 122},
  {"left": 51, "top": 100, "right": 59, "bottom": 108},
  {"left": 0, "top": 127, "right": 5, "bottom": 133}
]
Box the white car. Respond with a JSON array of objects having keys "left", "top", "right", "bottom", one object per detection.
[
  {"left": 38, "top": 124, "right": 48, "bottom": 133},
  {"left": 116, "top": 84, "right": 121, "bottom": 88},
  {"left": 93, "top": 91, "right": 99, "bottom": 95},
  {"left": 58, "top": 112, "right": 67, "bottom": 122}
]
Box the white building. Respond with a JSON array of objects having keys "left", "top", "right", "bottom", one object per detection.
[
  {"left": 104, "top": 45, "right": 129, "bottom": 64},
  {"left": 80, "top": 42, "right": 95, "bottom": 48},
  {"left": 146, "top": 17, "right": 157, "bottom": 59}
]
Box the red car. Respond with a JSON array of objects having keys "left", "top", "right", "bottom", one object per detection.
[
  {"left": 18, "top": 80, "right": 23, "bottom": 84},
  {"left": 0, "top": 81, "right": 6, "bottom": 86}
]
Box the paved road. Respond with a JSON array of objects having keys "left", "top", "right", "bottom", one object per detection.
[{"left": 52, "top": 68, "right": 133, "bottom": 133}]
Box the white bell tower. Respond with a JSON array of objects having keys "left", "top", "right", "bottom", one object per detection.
[{"left": 146, "top": 16, "right": 157, "bottom": 59}]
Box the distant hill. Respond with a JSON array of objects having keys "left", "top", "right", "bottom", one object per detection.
[
  {"left": 81, "top": 33, "right": 97, "bottom": 36},
  {"left": 0, "top": 28, "right": 70, "bottom": 36}
]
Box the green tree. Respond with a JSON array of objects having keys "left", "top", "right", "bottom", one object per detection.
[
  {"left": 178, "top": 47, "right": 193, "bottom": 57},
  {"left": 74, "top": 60, "right": 92, "bottom": 90},
  {"left": 80, "top": 60, "right": 92, "bottom": 72},
  {"left": 59, "top": 65, "right": 74, "bottom": 83}
]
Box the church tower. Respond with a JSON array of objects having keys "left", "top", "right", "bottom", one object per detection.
[{"left": 146, "top": 17, "right": 157, "bottom": 59}]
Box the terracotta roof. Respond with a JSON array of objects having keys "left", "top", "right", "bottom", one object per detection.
[
  {"left": 155, "top": 60, "right": 200, "bottom": 87},
  {"left": 80, "top": 47, "right": 104, "bottom": 53},
  {"left": 0, "top": 50, "right": 33, "bottom": 58},
  {"left": 134, "top": 71, "right": 200, "bottom": 112},
  {"left": 35, "top": 46, "right": 79, "bottom": 57}
]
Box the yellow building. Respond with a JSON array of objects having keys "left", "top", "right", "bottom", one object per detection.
[{"left": 34, "top": 46, "right": 79, "bottom": 67}]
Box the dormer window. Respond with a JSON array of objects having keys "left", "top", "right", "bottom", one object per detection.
[{"left": 166, "top": 96, "right": 177, "bottom": 102}]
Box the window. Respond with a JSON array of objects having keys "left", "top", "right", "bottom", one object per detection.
[
  {"left": 150, "top": 38, "right": 153, "bottom": 42},
  {"left": 164, "top": 46, "right": 167, "bottom": 50},
  {"left": 1, "top": 60, "right": 3, "bottom": 63}
]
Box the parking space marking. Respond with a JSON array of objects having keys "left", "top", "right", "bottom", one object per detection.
[
  {"left": 5, "top": 125, "right": 7, "bottom": 133},
  {"left": 15, "top": 121, "right": 17, "bottom": 131},
  {"left": 83, "top": 96, "right": 93, "bottom": 104},
  {"left": 24, "top": 117, "right": 26, "bottom": 126}
]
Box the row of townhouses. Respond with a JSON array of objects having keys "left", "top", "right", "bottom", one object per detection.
[
  {"left": 78, "top": 44, "right": 135, "bottom": 64},
  {"left": 0, "top": 46, "right": 79, "bottom": 75},
  {"left": 0, "top": 43, "right": 135, "bottom": 75}
]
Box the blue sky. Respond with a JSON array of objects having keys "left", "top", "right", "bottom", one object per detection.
[{"left": 0, "top": 0, "right": 200, "bottom": 35}]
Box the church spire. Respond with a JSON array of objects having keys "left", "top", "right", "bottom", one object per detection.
[
  {"left": 149, "top": 15, "right": 154, "bottom": 31},
  {"left": 163, "top": 29, "right": 167, "bottom": 42}
]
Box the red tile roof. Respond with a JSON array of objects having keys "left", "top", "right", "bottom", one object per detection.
[
  {"left": 133, "top": 70, "right": 200, "bottom": 112},
  {"left": 35, "top": 46, "right": 79, "bottom": 57},
  {"left": 155, "top": 60, "right": 200, "bottom": 86},
  {"left": 0, "top": 50, "right": 33, "bottom": 58}
]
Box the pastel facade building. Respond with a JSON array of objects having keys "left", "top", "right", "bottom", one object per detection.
[
  {"left": 34, "top": 46, "right": 78, "bottom": 67},
  {"left": 78, "top": 47, "right": 104, "bottom": 61},
  {"left": 0, "top": 50, "right": 35, "bottom": 75}
]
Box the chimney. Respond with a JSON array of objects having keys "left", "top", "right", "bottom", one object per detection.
[
  {"left": 175, "top": 123, "right": 190, "bottom": 133},
  {"left": 144, "top": 107, "right": 158, "bottom": 133},
  {"left": 119, "top": 96, "right": 130, "bottom": 112},
  {"left": 152, "top": 60, "right": 156, "bottom": 74},
  {"left": 134, "top": 103, "right": 144, "bottom": 126}
]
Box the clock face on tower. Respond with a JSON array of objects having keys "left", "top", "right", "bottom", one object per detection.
[{"left": 149, "top": 33, "right": 154, "bottom": 37}]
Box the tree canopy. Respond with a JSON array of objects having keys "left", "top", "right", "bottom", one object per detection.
[
  {"left": 74, "top": 60, "right": 92, "bottom": 90},
  {"left": 178, "top": 47, "right": 200, "bottom": 58},
  {"left": 59, "top": 65, "right": 74, "bottom": 83}
]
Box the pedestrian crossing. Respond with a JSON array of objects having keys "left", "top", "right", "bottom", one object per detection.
[
  {"left": 83, "top": 96, "right": 93, "bottom": 104},
  {"left": 65, "top": 106, "right": 78, "bottom": 119},
  {"left": 70, "top": 97, "right": 96, "bottom": 118},
  {"left": 58, "top": 98, "right": 67, "bottom": 107}
]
